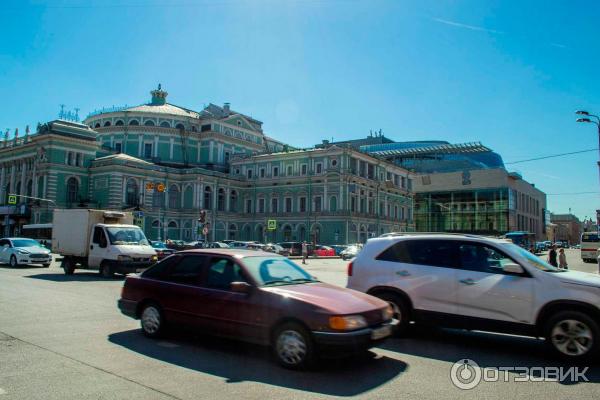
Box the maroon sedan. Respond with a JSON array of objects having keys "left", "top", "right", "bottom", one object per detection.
[{"left": 118, "top": 249, "right": 396, "bottom": 369}]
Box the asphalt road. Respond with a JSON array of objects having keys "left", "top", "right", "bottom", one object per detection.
[{"left": 0, "top": 249, "right": 599, "bottom": 400}]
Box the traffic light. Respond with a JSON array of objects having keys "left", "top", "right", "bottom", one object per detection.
[{"left": 198, "top": 210, "right": 206, "bottom": 224}]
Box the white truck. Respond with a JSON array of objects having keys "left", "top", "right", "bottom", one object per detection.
[{"left": 52, "top": 209, "right": 157, "bottom": 277}]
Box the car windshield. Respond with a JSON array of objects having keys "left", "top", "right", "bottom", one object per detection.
[
  {"left": 12, "top": 239, "right": 43, "bottom": 248},
  {"left": 151, "top": 242, "right": 166, "bottom": 249},
  {"left": 242, "top": 256, "right": 318, "bottom": 286},
  {"left": 504, "top": 243, "right": 564, "bottom": 272},
  {"left": 106, "top": 227, "right": 149, "bottom": 246}
]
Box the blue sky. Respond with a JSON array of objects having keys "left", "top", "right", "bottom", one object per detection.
[{"left": 1, "top": 0, "right": 599, "bottom": 221}]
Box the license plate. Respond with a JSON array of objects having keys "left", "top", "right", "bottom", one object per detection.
[{"left": 371, "top": 325, "right": 392, "bottom": 340}]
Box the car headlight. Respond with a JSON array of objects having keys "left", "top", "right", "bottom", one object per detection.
[
  {"left": 382, "top": 305, "right": 394, "bottom": 321},
  {"left": 17, "top": 249, "right": 30, "bottom": 255},
  {"left": 117, "top": 255, "right": 132, "bottom": 262},
  {"left": 151, "top": 255, "right": 158, "bottom": 262},
  {"left": 329, "top": 315, "right": 368, "bottom": 331}
]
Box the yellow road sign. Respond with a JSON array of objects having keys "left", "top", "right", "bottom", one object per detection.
[
  {"left": 267, "top": 219, "right": 277, "bottom": 230},
  {"left": 7, "top": 195, "right": 17, "bottom": 205}
]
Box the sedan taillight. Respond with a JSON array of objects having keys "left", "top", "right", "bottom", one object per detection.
[{"left": 347, "top": 261, "right": 353, "bottom": 276}]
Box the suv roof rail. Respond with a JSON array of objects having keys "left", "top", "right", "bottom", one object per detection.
[{"left": 378, "top": 232, "right": 503, "bottom": 239}]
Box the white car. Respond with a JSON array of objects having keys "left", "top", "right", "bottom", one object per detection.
[
  {"left": 347, "top": 233, "right": 600, "bottom": 360},
  {"left": 0, "top": 237, "right": 52, "bottom": 268}
]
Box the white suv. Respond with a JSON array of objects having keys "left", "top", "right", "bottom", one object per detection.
[{"left": 347, "top": 234, "right": 600, "bottom": 360}]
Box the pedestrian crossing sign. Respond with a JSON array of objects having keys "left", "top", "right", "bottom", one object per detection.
[
  {"left": 267, "top": 219, "right": 277, "bottom": 231},
  {"left": 8, "top": 195, "right": 17, "bottom": 205}
]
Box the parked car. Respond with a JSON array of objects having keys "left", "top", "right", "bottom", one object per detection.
[
  {"left": 330, "top": 245, "right": 347, "bottom": 256},
  {"left": 229, "top": 241, "right": 258, "bottom": 249},
  {"left": 166, "top": 240, "right": 187, "bottom": 251},
  {"left": 183, "top": 241, "right": 205, "bottom": 249},
  {"left": 278, "top": 242, "right": 314, "bottom": 256},
  {"left": 314, "top": 245, "right": 335, "bottom": 257},
  {"left": 347, "top": 233, "right": 600, "bottom": 361},
  {"left": 0, "top": 237, "right": 52, "bottom": 268},
  {"left": 150, "top": 241, "right": 176, "bottom": 260},
  {"left": 205, "top": 242, "right": 230, "bottom": 249},
  {"left": 340, "top": 244, "right": 361, "bottom": 260},
  {"left": 118, "top": 249, "right": 396, "bottom": 369},
  {"left": 263, "top": 243, "right": 289, "bottom": 256}
]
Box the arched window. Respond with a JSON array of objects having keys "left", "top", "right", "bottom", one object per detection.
[
  {"left": 94, "top": 122, "right": 101, "bottom": 128},
  {"left": 26, "top": 179, "right": 32, "bottom": 197},
  {"left": 66, "top": 178, "right": 79, "bottom": 204},
  {"left": 168, "top": 221, "right": 178, "bottom": 228},
  {"left": 204, "top": 186, "right": 212, "bottom": 210},
  {"left": 229, "top": 190, "right": 237, "bottom": 212},
  {"left": 152, "top": 189, "right": 164, "bottom": 208},
  {"left": 168, "top": 185, "right": 180, "bottom": 209},
  {"left": 160, "top": 121, "right": 171, "bottom": 128},
  {"left": 15, "top": 182, "right": 21, "bottom": 197},
  {"left": 129, "top": 120, "right": 139, "bottom": 126},
  {"left": 217, "top": 188, "right": 225, "bottom": 211},
  {"left": 175, "top": 123, "right": 185, "bottom": 130},
  {"left": 298, "top": 225, "right": 306, "bottom": 242},
  {"left": 37, "top": 176, "right": 44, "bottom": 198},
  {"left": 125, "top": 179, "right": 139, "bottom": 206},
  {"left": 283, "top": 225, "right": 292, "bottom": 241},
  {"left": 103, "top": 121, "right": 111, "bottom": 127},
  {"left": 115, "top": 120, "right": 124, "bottom": 126},
  {"left": 228, "top": 224, "right": 237, "bottom": 240},
  {"left": 144, "top": 120, "right": 155, "bottom": 126},
  {"left": 183, "top": 185, "right": 193, "bottom": 209}
]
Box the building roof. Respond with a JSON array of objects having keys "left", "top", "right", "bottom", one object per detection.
[
  {"left": 121, "top": 103, "right": 199, "bottom": 118},
  {"left": 361, "top": 142, "right": 492, "bottom": 157},
  {"left": 199, "top": 103, "right": 263, "bottom": 125},
  {"left": 93, "top": 153, "right": 153, "bottom": 165}
]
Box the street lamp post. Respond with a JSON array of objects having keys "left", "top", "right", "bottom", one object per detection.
[{"left": 575, "top": 110, "right": 600, "bottom": 236}]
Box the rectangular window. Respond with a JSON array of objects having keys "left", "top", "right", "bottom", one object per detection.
[
  {"left": 299, "top": 197, "right": 307, "bottom": 212},
  {"left": 314, "top": 196, "right": 322, "bottom": 212},
  {"left": 258, "top": 198, "right": 265, "bottom": 213},
  {"left": 287, "top": 165, "right": 293, "bottom": 176},
  {"left": 285, "top": 197, "right": 292, "bottom": 212},
  {"left": 260, "top": 168, "right": 265, "bottom": 178},
  {"left": 351, "top": 197, "right": 356, "bottom": 212},
  {"left": 201, "top": 124, "right": 211, "bottom": 132},
  {"left": 301, "top": 164, "right": 308, "bottom": 175},
  {"left": 144, "top": 143, "right": 153, "bottom": 158},
  {"left": 224, "top": 152, "right": 230, "bottom": 163},
  {"left": 315, "top": 163, "right": 322, "bottom": 174},
  {"left": 273, "top": 166, "right": 279, "bottom": 177},
  {"left": 245, "top": 199, "right": 252, "bottom": 214},
  {"left": 115, "top": 142, "right": 122, "bottom": 153},
  {"left": 247, "top": 169, "right": 253, "bottom": 179},
  {"left": 271, "top": 198, "right": 278, "bottom": 213}
]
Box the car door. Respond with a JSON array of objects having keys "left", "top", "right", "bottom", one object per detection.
[
  {"left": 198, "top": 256, "right": 263, "bottom": 341},
  {"left": 454, "top": 241, "right": 535, "bottom": 325},
  {"left": 153, "top": 254, "right": 210, "bottom": 327},
  {"left": 374, "top": 239, "right": 459, "bottom": 316},
  {"left": 0, "top": 239, "right": 11, "bottom": 263},
  {"left": 89, "top": 227, "right": 109, "bottom": 268}
]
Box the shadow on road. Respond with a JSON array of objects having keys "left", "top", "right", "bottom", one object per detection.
[
  {"left": 381, "top": 325, "right": 600, "bottom": 385},
  {"left": 109, "top": 329, "right": 407, "bottom": 396},
  {"left": 25, "top": 272, "right": 125, "bottom": 282},
  {"left": 0, "top": 264, "right": 49, "bottom": 270}
]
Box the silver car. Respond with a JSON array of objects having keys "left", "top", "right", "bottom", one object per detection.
[{"left": 0, "top": 237, "right": 52, "bottom": 268}]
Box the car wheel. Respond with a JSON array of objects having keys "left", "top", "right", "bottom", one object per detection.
[
  {"left": 9, "top": 255, "right": 19, "bottom": 268},
  {"left": 376, "top": 292, "right": 411, "bottom": 336},
  {"left": 99, "top": 263, "right": 113, "bottom": 278},
  {"left": 62, "top": 258, "right": 75, "bottom": 275},
  {"left": 544, "top": 311, "right": 599, "bottom": 360},
  {"left": 273, "top": 322, "right": 315, "bottom": 369},
  {"left": 140, "top": 303, "right": 164, "bottom": 338}
]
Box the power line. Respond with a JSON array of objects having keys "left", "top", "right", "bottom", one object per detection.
[
  {"left": 546, "top": 192, "right": 600, "bottom": 196},
  {"left": 505, "top": 148, "right": 598, "bottom": 165}
]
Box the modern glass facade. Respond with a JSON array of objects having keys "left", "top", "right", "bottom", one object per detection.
[{"left": 414, "top": 189, "right": 509, "bottom": 235}]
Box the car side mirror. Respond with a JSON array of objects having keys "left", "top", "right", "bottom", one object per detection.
[
  {"left": 230, "top": 281, "right": 252, "bottom": 294},
  {"left": 504, "top": 263, "right": 524, "bottom": 275}
]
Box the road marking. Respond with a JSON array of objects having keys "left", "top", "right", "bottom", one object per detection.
[{"left": 157, "top": 341, "right": 180, "bottom": 348}]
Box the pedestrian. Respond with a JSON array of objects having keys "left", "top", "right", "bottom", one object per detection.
[
  {"left": 558, "top": 248, "right": 568, "bottom": 269},
  {"left": 301, "top": 241, "right": 308, "bottom": 265},
  {"left": 547, "top": 245, "right": 558, "bottom": 268}
]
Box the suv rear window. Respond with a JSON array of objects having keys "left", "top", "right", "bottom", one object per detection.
[{"left": 377, "top": 239, "right": 459, "bottom": 269}]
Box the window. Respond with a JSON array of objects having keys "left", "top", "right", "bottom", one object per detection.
[
  {"left": 258, "top": 198, "right": 265, "bottom": 213},
  {"left": 331, "top": 159, "right": 338, "bottom": 167},
  {"left": 164, "top": 255, "right": 207, "bottom": 285},
  {"left": 168, "top": 185, "right": 180, "bottom": 209},
  {"left": 377, "top": 240, "right": 459, "bottom": 269},
  {"left": 115, "top": 142, "right": 122, "bottom": 153},
  {"left": 246, "top": 199, "right": 252, "bottom": 213},
  {"left": 329, "top": 196, "right": 337, "bottom": 211},
  {"left": 299, "top": 197, "right": 307, "bottom": 212},
  {"left": 271, "top": 198, "right": 279, "bottom": 213},
  {"left": 175, "top": 123, "right": 185, "bottom": 130},
  {"left": 115, "top": 120, "right": 124, "bottom": 126},
  {"left": 247, "top": 169, "right": 253, "bottom": 179},
  {"left": 457, "top": 243, "right": 521, "bottom": 275},
  {"left": 160, "top": 121, "right": 171, "bottom": 128},
  {"left": 75, "top": 153, "right": 81, "bottom": 166},
  {"left": 301, "top": 164, "right": 308, "bottom": 175},
  {"left": 260, "top": 168, "right": 265, "bottom": 178},
  {"left": 125, "top": 179, "right": 139, "bottom": 206},
  {"left": 66, "top": 152, "right": 73, "bottom": 165},
  {"left": 285, "top": 197, "right": 292, "bottom": 212},
  {"left": 144, "top": 143, "right": 153, "bottom": 158},
  {"left": 129, "top": 120, "right": 139, "bottom": 126},
  {"left": 273, "top": 166, "right": 279, "bottom": 177},
  {"left": 143, "top": 255, "right": 179, "bottom": 280},
  {"left": 313, "top": 196, "right": 322, "bottom": 212},
  {"left": 201, "top": 124, "right": 211, "bottom": 132},
  {"left": 152, "top": 190, "right": 164, "bottom": 207},
  {"left": 217, "top": 188, "right": 225, "bottom": 211},
  {"left": 315, "top": 163, "right": 322, "bottom": 174},
  {"left": 287, "top": 165, "right": 293, "bottom": 176},
  {"left": 144, "top": 120, "right": 155, "bottom": 126},
  {"left": 205, "top": 257, "right": 247, "bottom": 290},
  {"left": 66, "top": 178, "right": 78, "bottom": 203},
  {"left": 92, "top": 227, "right": 107, "bottom": 247},
  {"left": 229, "top": 190, "right": 237, "bottom": 212},
  {"left": 103, "top": 121, "right": 111, "bottom": 127},
  {"left": 204, "top": 186, "right": 212, "bottom": 210},
  {"left": 224, "top": 152, "right": 230, "bottom": 164}
]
